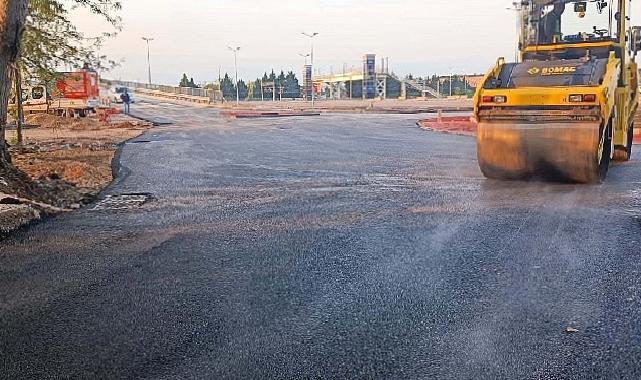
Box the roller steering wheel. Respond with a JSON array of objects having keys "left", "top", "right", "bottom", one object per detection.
[{"left": 593, "top": 27, "right": 609, "bottom": 38}]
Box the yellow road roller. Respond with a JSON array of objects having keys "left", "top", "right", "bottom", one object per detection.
[{"left": 473, "top": 0, "right": 639, "bottom": 183}]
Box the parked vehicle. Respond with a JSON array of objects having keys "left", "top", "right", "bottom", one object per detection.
[
  {"left": 10, "top": 69, "right": 101, "bottom": 117},
  {"left": 109, "top": 85, "right": 135, "bottom": 104}
]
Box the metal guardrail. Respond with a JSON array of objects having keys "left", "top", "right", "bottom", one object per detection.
[{"left": 109, "top": 80, "right": 223, "bottom": 102}]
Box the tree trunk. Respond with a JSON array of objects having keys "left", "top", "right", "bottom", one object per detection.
[
  {"left": 14, "top": 64, "right": 23, "bottom": 147},
  {"left": 0, "top": 0, "right": 29, "bottom": 166}
]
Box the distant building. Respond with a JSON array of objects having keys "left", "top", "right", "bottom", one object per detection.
[{"left": 464, "top": 75, "right": 485, "bottom": 89}]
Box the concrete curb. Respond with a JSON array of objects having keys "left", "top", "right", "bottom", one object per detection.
[{"left": 221, "top": 110, "right": 321, "bottom": 119}]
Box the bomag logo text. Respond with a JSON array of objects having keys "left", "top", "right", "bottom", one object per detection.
[
  {"left": 528, "top": 66, "right": 577, "bottom": 75},
  {"left": 541, "top": 66, "right": 577, "bottom": 76}
]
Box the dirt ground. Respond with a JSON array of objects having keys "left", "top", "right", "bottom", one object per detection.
[
  {"left": 1, "top": 112, "right": 150, "bottom": 234},
  {"left": 9, "top": 113, "right": 149, "bottom": 189}
]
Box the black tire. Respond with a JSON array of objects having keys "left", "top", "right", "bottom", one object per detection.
[
  {"left": 627, "top": 123, "right": 633, "bottom": 159},
  {"left": 598, "top": 122, "right": 613, "bottom": 182}
]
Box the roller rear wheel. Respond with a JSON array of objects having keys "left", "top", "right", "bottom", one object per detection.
[{"left": 613, "top": 123, "right": 633, "bottom": 161}]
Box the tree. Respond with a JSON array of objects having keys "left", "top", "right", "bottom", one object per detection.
[
  {"left": 13, "top": 65, "right": 24, "bottom": 147},
  {"left": 0, "top": 0, "right": 29, "bottom": 166},
  {"left": 249, "top": 78, "right": 264, "bottom": 100},
  {"left": 179, "top": 74, "right": 199, "bottom": 88},
  {"left": 179, "top": 73, "right": 189, "bottom": 87},
  {"left": 1, "top": 0, "right": 121, "bottom": 166},
  {"left": 284, "top": 71, "right": 300, "bottom": 99},
  {"left": 237, "top": 79, "right": 248, "bottom": 100},
  {"left": 220, "top": 73, "right": 236, "bottom": 100},
  {"left": 20, "top": 0, "right": 122, "bottom": 81}
]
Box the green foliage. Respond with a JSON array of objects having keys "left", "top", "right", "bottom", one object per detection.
[
  {"left": 179, "top": 73, "right": 189, "bottom": 87},
  {"left": 20, "top": 0, "right": 122, "bottom": 83},
  {"left": 249, "top": 79, "right": 262, "bottom": 100},
  {"left": 179, "top": 74, "right": 199, "bottom": 88},
  {"left": 283, "top": 71, "right": 300, "bottom": 99},
  {"left": 221, "top": 69, "right": 301, "bottom": 100},
  {"left": 220, "top": 73, "right": 236, "bottom": 100},
  {"left": 8, "top": 131, "right": 18, "bottom": 147},
  {"left": 237, "top": 80, "right": 248, "bottom": 99}
]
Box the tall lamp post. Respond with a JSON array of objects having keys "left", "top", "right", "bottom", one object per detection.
[
  {"left": 299, "top": 53, "right": 310, "bottom": 65},
  {"left": 299, "top": 53, "right": 311, "bottom": 101},
  {"left": 302, "top": 32, "right": 318, "bottom": 107},
  {"left": 228, "top": 46, "right": 241, "bottom": 106},
  {"left": 506, "top": 2, "right": 524, "bottom": 62},
  {"left": 142, "top": 37, "right": 154, "bottom": 85}
]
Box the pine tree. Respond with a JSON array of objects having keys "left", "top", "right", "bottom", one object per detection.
[
  {"left": 284, "top": 71, "right": 300, "bottom": 99},
  {"left": 237, "top": 79, "right": 248, "bottom": 100},
  {"left": 179, "top": 73, "right": 189, "bottom": 87},
  {"left": 220, "top": 73, "right": 236, "bottom": 100}
]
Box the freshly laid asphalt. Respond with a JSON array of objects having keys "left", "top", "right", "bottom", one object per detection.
[{"left": 1, "top": 97, "right": 641, "bottom": 379}]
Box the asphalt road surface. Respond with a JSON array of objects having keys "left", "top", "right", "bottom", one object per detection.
[{"left": 1, "top": 97, "right": 641, "bottom": 379}]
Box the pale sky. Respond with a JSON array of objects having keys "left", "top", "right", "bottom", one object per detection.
[{"left": 71, "top": 0, "right": 641, "bottom": 86}]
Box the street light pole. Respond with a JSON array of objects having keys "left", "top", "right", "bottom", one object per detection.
[
  {"left": 228, "top": 46, "right": 241, "bottom": 106},
  {"left": 299, "top": 53, "right": 310, "bottom": 66},
  {"left": 299, "top": 53, "right": 311, "bottom": 102},
  {"left": 302, "top": 32, "right": 318, "bottom": 107},
  {"left": 142, "top": 37, "right": 154, "bottom": 85},
  {"left": 506, "top": 2, "right": 523, "bottom": 62}
]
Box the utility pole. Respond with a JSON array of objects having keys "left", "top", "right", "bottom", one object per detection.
[
  {"left": 302, "top": 32, "right": 319, "bottom": 108},
  {"left": 142, "top": 37, "right": 154, "bottom": 85},
  {"left": 228, "top": 46, "right": 241, "bottom": 106}
]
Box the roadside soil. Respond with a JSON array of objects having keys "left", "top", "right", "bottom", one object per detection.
[{"left": 1, "top": 113, "right": 151, "bottom": 235}]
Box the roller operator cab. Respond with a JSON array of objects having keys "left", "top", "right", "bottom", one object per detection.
[{"left": 474, "top": 0, "right": 640, "bottom": 183}]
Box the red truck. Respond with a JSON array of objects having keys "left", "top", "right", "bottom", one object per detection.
[{"left": 14, "top": 69, "right": 101, "bottom": 117}]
